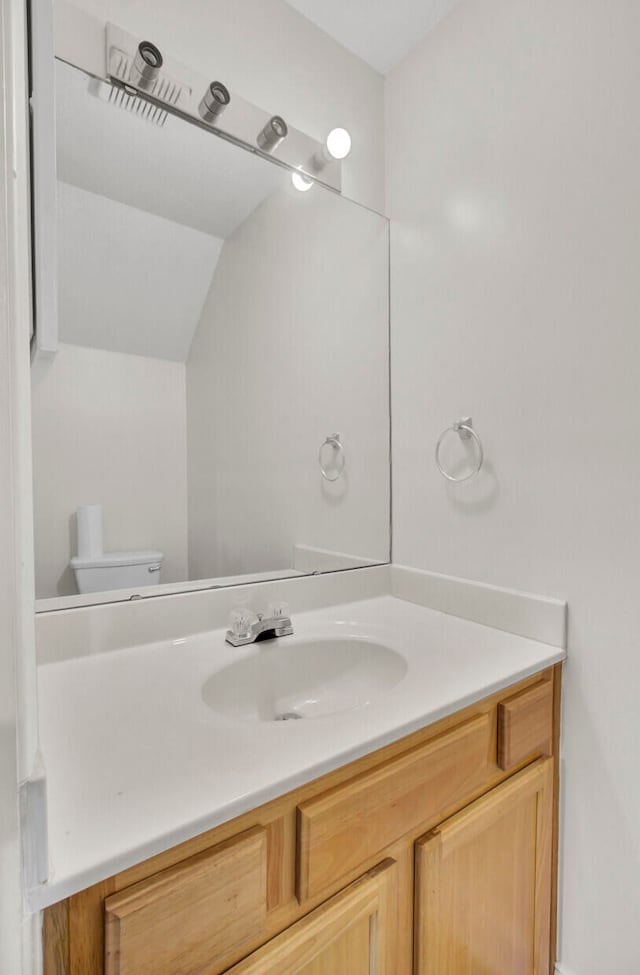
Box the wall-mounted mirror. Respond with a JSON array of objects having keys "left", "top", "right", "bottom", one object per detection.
[{"left": 31, "top": 59, "right": 390, "bottom": 607}]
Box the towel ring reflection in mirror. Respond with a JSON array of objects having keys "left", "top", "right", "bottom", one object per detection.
[
  {"left": 435, "top": 417, "right": 484, "bottom": 483},
  {"left": 319, "top": 434, "right": 346, "bottom": 482}
]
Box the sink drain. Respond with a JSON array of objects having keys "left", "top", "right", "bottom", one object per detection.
[{"left": 274, "top": 711, "right": 303, "bottom": 721}]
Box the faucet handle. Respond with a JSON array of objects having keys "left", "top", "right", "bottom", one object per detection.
[
  {"left": 267, "top": 601, "right": 290, "bottom": 620},
  {"left": 230, "top": 607, "right": 257, "bottom": 639}
]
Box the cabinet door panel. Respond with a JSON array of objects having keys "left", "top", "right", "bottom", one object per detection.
[
  {"left": 104, "top": 826, "right": 267, "bottom": 975},
  {"left": 415, "top": 758, "right": 553, "bottom": 975},
  {"left": 297, "top": 915, "right": 372, "bottom": 975},
  {"left": 298, "top": 713, "right": 491, "bottom": 901},
  {"left": 224, "top": 859, "right": 397, "bottom": 975},
  {"left": 497, "top": 679, "right": 553, "bottom": 770}
]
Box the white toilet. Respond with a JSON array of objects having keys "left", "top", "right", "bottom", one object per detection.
[{"left": 71, "top": 550, "right": 164, "bottom": 594}]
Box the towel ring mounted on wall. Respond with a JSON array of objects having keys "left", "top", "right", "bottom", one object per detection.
[
  {"left": 435, "top": 417, "right": 484, "bottom": 483},
  {"left": 319, "top": 433, "right": 346, "bottom": 481}
]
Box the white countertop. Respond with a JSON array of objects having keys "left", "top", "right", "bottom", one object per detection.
[{"left": 34, "top": 594, "right": 565, "bottom": 909}]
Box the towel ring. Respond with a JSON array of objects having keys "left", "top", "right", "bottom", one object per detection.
[
  {"left": 435, "top": 417, "right": 484, "bottom": 483},
  {"left": 319, "top": 433, "right": 345, "bottom": 482}
]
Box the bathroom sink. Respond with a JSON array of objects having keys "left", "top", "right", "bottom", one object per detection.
[{"left": 202, "top": 634, "right": 408, "bottom": 721}]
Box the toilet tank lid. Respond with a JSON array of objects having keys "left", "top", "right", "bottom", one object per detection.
[{"left": 71, "top": 550, "right": 164, "bottom": 569}]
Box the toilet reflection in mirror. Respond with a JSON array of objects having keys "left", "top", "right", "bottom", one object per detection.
[
  {"left": 30, "top": 60, "right": 390, "bottom": 604},
  {"left": 70, "top": 502, "right": 164, "bottom": 594}
]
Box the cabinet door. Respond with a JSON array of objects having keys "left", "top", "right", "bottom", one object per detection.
[
  {"left": 415, "top": 758, "right": 553, "bottom": 975},
  {"left": 224, "top": 859, "right": 397, "bottom": 975},
  {"left": 104, "top": 827, "right": 267, "bottom": 975},
  {"left": 297, "top": 713, "right": 491, "bottom": 902}
]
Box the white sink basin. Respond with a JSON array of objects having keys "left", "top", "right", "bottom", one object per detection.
[{"left": 202, "top": 634, "right": 408, "bottom": 721}]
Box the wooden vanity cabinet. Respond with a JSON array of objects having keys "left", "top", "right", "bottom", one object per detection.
[
  {"left": 43, "top": 666, "right": 560, "bottom": 975},
  {"left": 103, "top": 827, "right": 268, "bottom": 975},
  {"left": 415, "top": 758, "right": 554, "bottom": 975},
  {"left": 223, "top": 859, "right": 397, "bottom": 975}
]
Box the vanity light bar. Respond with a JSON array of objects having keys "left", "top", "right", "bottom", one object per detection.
[{"left": 104, "top": 23, "right": 343, "bottom": 193}]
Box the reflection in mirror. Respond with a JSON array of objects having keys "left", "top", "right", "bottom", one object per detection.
[{"left": 31, "top": 60, "right": 390, "bottom": 605}]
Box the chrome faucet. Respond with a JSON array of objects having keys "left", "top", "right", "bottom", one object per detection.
[{"left": 225, "top": 603, "right": 293, "bottom": 646}]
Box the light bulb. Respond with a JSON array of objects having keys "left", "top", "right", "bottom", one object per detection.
[
  {"left": 291, "top": 170, "right": 313, "bottom": 192},
  {"left": 198, "top": 81, "right": 230, "bottom": 124},
  {"left": 257, "top": 115, "right": 288, "bottom": 153},
  {"left": 130, "top": 40, "right": 163, "bottom": 92},
  {"left": 325, "top": 127, "right": 352, "bottom": 160}
]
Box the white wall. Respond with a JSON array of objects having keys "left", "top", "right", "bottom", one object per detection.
[
  {"left": 187, "top": 183, "right": 390, "bottom": 580},
  {"left": 386, "top": 1, "right": 640, "bottom": 971},
  {"left": 31, "top": 344, "right": 188, "bottom": 597},
  {"left": 56, "top": 0, "right": 386, "bottom": 213}
]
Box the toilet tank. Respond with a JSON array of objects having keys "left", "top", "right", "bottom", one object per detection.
[{"left": 70, "top": 550, "right": 164, "bottom": 594}]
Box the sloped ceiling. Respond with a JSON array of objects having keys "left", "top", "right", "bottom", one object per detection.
[
  {"left": 57, "top": 181, "right": 225, "bottom": 362},
  {"left": 55, "top": 59, "right": 285, "bottom": 361},
  {"left": 285, "top": 0, "right": 461, "bottom": 74},
  {"left": 55, "top": 59, "right": 284, "bottom": 236}
]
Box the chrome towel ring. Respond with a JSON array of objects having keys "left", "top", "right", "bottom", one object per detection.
[
  {"left": 435, "top": 417, "right": 484, "bottom": 483},
  {"left": 319, "top": 433, "right": 345, "bottom": 481}
]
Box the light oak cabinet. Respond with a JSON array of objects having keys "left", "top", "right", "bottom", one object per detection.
[
  {"left": 224, "top": 859, "right": 397, "bottom": 975},
  {"left": 415, "top": 758, "right": 553, "bottom": 975},
  {"left": 104, "top": 828, "right": 268, "bottom": 975},
  {"left": 296, "top": 713, "right": 491, "bottom": 903},
  {"left": 43, "top": 666, "right": 560, "bottom": 975}
]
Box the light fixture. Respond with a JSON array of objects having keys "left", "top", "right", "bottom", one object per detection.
[
  {"left": 291, "top": 170, "right": 313, "bottom": 192},
  {"left": 325, "top": 127, "right": 352, "bottom": 160},
  {"left": 257, "top": 115, "right": 288, "bottom": 153},
  {"left": 309, "top": 127, "right": 352, "bottom": 174},
  {"left": 129, "top": 40, "right": 163, "bottom": 92},
  {"left": 198, "top": 81, "right": 231, "bottom": 124}
]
